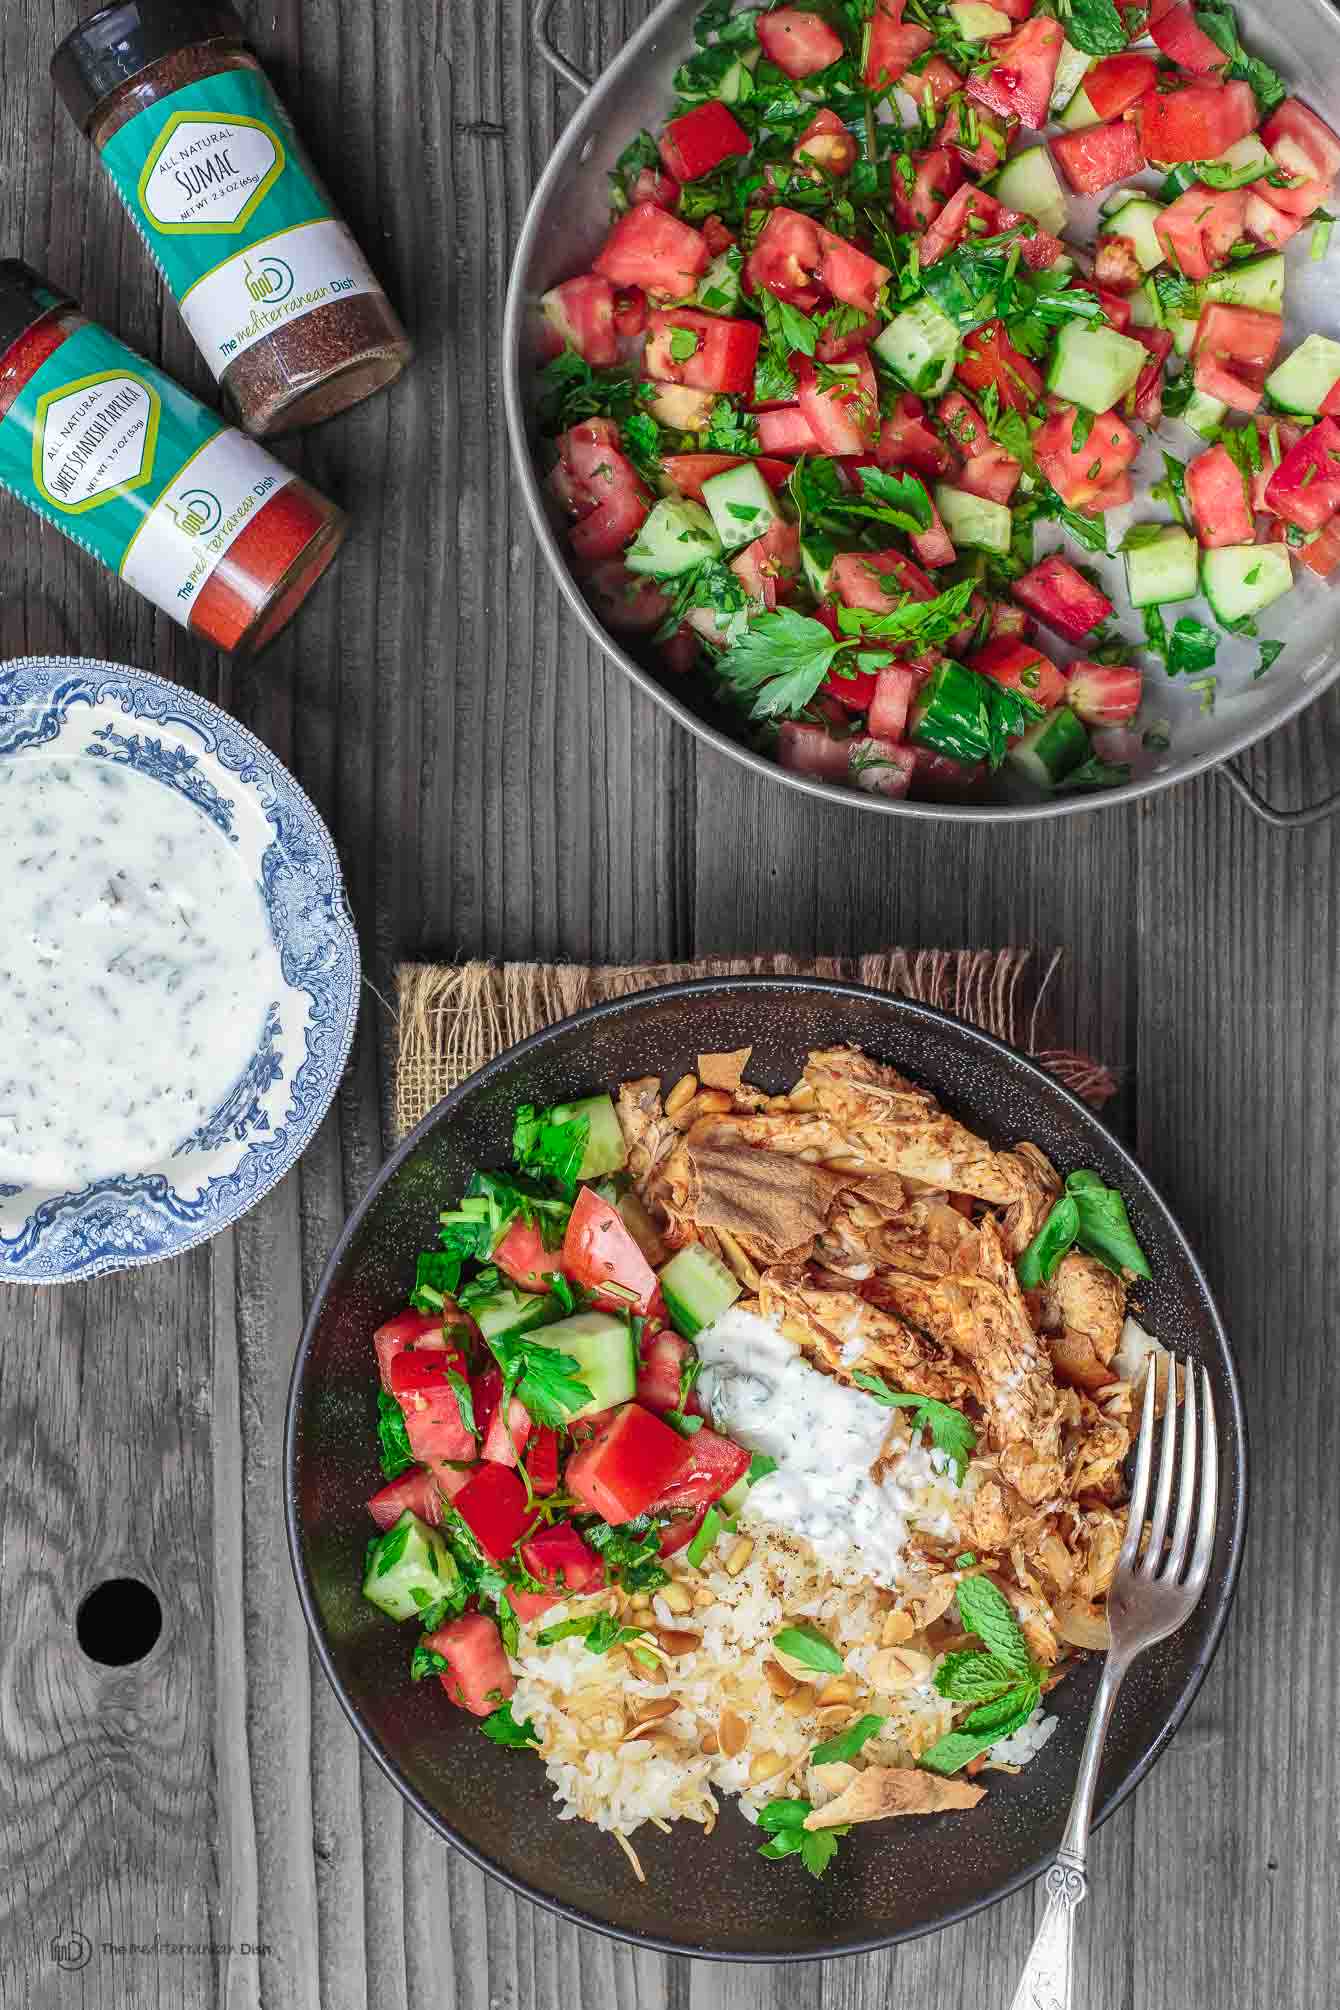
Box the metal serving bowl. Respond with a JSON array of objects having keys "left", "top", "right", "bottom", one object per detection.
[
  {"left": 286, "top": 979, "right": 1246, "bottom": 1959},
  {"left": 504, "top": 0, "right": 1340, "bottom": 823}
]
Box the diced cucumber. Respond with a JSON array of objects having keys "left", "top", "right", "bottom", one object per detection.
[
  {"left": 910, "top": 660, "right": 997, "bottom": 762},
  {"left": 716, "top": 56, "right": 753, "bottom": 103},
  {"left": 1205, "top": 254, "right": 1284, "bottom": 315},
  {"left": 1197, "top": 133, "right": 1275, "bottom": 188},
  {"left": 1169, "top": 312, "right": 1199, "bottom": 359},
  {"left": 1103, "top": 197, "right": 1165, "bottom": 273},
  {"left": 1100, "top": 185, "right": 1140, "bottom": 216},
  {"left": 626, "top": 497, "right": 721, "bottom": 577},
  {"left": 472, "top": 1285, "right": 560, "bottom": 1342},
  {"left": 701, "top": 461, "right": 781, "bottom": 552},
  {"left": 800, "top": 530, "right": 838, "bottom": 600},
  {"left": 1128, "top": 285, "right": 1158, "bottom": 329},
  {"left": 948, "top": 0, "right": 1012, "bottom": 34},
  {"left": 363, "top": 1511, "right": 460, "bottom": 1623},
  {"left": 696, "top": 249, "right": 742, "bottom": 315},
  {"left": 991, "top": 146, "right": 1069, "bottom": 237},
  {"left": 1200, "top": 542, "right": 1293, "bottom": 622},
  {"left": 526, "top": 1310, "right": 638, "bottom": 1419},
  {"left": 1264, "top": 332, "right": 1340, "bottom": 415},
  {"left": 1047, "top": 323, "right": 1149, "bottom": 413},
  {"left": 1182, "top": 387, "right": 1228, "bottom": 438},
  {"left": 1158, "top": 164, "right": 1200, "bottom": 203},
  {"left": 1006, "top": 706, "right": 1089, "bottom": 790},
  {"left": 659, "top": 1242, "right": 742, "bottom": 1339},
  {"left": 1124, "top": 527, "right": 1200, "bottom": 607},
  {"left": 873, "top": 297, "right": 960, "bottom": 397},
  {"left": 933, "top": 482, "right": 1012, "bottom": 555},
  {"left": 1050, "top": 36, "right": 1093, "bottom": 115},
  {"left": 543, "top": 1092, "right": 628, "bottom": 1177},
  {"left": 1059, "top": 85, "right": 1099, "bottom": 131}
]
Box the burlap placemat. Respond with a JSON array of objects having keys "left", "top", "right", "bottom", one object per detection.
[{"left": 393, "top": 949, "right": 1116, "bottom": 1138}]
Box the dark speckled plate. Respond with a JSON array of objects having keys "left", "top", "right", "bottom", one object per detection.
[{"left": 284, "top": 979, "right": 1247, "bottom": 1961}]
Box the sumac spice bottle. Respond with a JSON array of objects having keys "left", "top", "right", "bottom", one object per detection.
[
  {"left": 52, "top": 0, "right": 412, "bottom": 437},
  {"left": 0, "top": 262, "right": 345, "bottom": 656}
]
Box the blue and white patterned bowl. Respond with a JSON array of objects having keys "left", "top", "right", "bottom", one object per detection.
[{"left": 0, "top": 657, "right": 360, "bottom": 1286}]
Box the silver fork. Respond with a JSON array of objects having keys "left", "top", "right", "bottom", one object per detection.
[{"left": 1008, "top": 1357, "right": 1219, "bottom": 2010}]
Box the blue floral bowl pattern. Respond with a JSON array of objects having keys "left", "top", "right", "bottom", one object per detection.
[{"left": 0, "top": 657, "right": 360, "bottom": 1285}]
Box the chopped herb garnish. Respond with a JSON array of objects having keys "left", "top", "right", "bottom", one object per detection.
[{"left": 851, "top": 1371, "right": 976, "bottom": 1483}]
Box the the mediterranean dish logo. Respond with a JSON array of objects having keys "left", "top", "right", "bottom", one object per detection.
[
  {"left": 138, "top": 111, "right": 285, "bottom": 233},
  {"left": 165, "top": 487, "right": 224, "bottom": 538},
  {"left": 32, "top": 371, "right": 161, "bottom": 514},
  {"left": 243, "top": 252, "right": 295, "bottom": 305}
]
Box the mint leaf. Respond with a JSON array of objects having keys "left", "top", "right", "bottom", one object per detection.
[
  {"left": 773, "top": 1623, "right": 845, "bottom": 1674},
  {"left": 919, "top": 1681, "right": 1041, "bottom": 1774},
  {"left": 934, "top": 1650, "right": 1023, "bottom": 1704},
  {"left": 852, "top": 1372, "right": 977, "bottom": 1485},
  {"left": 480, "top": 1702, "right": 541, "bottom": 1748},
  {"left": 954, "top": 1575, "right": 1034, "bottom": 1678},
  {"left": 811, "top": 1713, "right": 887, "bottom": 1764},
  {"left": 1046, "top": 0, "right": 1128, "bottom": 60}
]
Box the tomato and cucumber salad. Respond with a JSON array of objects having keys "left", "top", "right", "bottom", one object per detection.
[
  {"left": 534, "top": 0, "right": 1340, "bottom": 800},
  {"left": 360, "top": 1085, "right": 760, "bottom": 1733}
]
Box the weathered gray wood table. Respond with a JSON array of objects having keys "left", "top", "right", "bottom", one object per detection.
[{"left": 2, "top": 2, "right": 1336, "bottom": 2005}]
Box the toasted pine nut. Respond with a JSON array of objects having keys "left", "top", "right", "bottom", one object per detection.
[
  {"left": 763, "top": 1660, "right": 798, "bottom": 1700},
  {"left": 815, "top": 1704, "right": 854, "bottom": 1728},
  {"left": 724, "top": 1537, "right": 754, "bottom": 1577},
  {"left": 659, "top": 1579, "right": 693, "bottom": 1615},
  {"left": 665, "top": 1073, "right": 698, "bottom": 1117},
  {"left": 817, "top": 1675, "right": 857, "bottom": 1707},
  {"left": 655, "top": 1627, "right": 702, "bottom": 1656},
  {"left": 881, "top": 1608, "right": 915, "bottom": 1647},
  {"left": 629, "top": 1593, "right": 651, "bottom": 1613},
  {"left": 626, "top": 1699, "right": 679, "bottom": 1738},
  {"left": 784, "top": 1689, "right": 814, "bottom": 1717},
  {"left": 718, "top": 1707, "right": 748, "bottom": 1758},
  {"left": 700, "top": 1730, "right": 719, "bottom": 1755},
  {"left": 692, "top": 1583, "right": 716, "bottom": 1608},
  {"left": 749, "top": 1750, "right": 789, "bottom": 1786},
  {"left": 868, "top": 1646, "right": 933, "bottom": 1690}
]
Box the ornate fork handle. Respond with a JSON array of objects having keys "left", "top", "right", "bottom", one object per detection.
[{"left": 1007, "top": 1857, "right": 1088, "bottom": 2010}]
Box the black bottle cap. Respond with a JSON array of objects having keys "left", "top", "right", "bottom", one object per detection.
[
  {"left": 52, "top": 1, "right": 245, "bottom": 130},
  {"left": 0, "top": 261, "right": 72, "bottom": 364}
]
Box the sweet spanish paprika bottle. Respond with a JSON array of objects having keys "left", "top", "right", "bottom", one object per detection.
[
  {"left": 0, "top": 262, "right": 345, "bottom": 656},
  {"left": 52, "top": 0, "right": 413, "bottom": 438}
]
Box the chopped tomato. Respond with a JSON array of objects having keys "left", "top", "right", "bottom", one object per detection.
[
  {"left": 1034, "top": 402, "right": 1139, "bottom": 508},
  {"left": 912, "top": 746, "right": 987, "bottom": 794},
  {"left": 1264, "top": 416, "right": 1340, "bottom": 531},
  {"left": 580, "top": 559, "right": 671, "bottom": 636},
  {"left": 1149, "top": 3, "right": 1228, "bottom": 73},
  {"left": 956, "top": 446, "right": 1022, "bottom": 504},
  {"left": 1011, "top": 554, "right": 1113, "bottom": 641},
  {"left": 389, "top": 1337, "right": 474, "bottom": 1464},
  {"left": 868, "top": 664, "right": 922, "bottom": 739},
  {"left": 1093, "top": 232, "right": 1144, "bottom": 297},
  {"left": 565, "top": 1402, "right": 693, "bottom": 1523},
  {"left": 1295, "top": 515, "right": 1340, "bottom": 577},
  {"left": 756, "top": 6, "right": 844, "bottom": 77},
  {"left": 1262, "top": 99, "right": 1340, "bottom": 183},
  {"left": 794, "top": 106, "right": 859, "bottom": 177},
  {"left": 955, "top": 319, "right": 1044, "bottom": 413},
  {"left": 777, "top": 721, "right": 855, "bottom": 780},
  {"left": 1066, "top": 662, "right": 1143, "bottom": 725},
  {"left": 659, "top": 1508, "right": 708, "bottom": 1558},
  {"left": 1051, "top": 116, "right": 1146, "bottom": 194},
  {"left": 374, "top": 1308, "right": 445, "bottom": 1391},
  {"left": 891, "top": 146, "right": 964, "bottom": 232},
  {"left": 1136, "top": 80, "right": 1258, "bottom": 164},
  {"left": 795, "top": 354, "right": 880, "bottom": 453},
  {"left": 471, "top": 1362, "right": 502, "bottom": 1442},
  {"left": 1244, "top": 192, "right": 1308, "bottom": 249},
  {"left": 1250, "top": 415, "right": 1303, "bottom": 509},
  {"left": 968, "top": 635, "right": 1067, "bottom": 708},
  {"left": 877, "top": 392, "right": 957, "bottom": 476},
  {"left": 562, "top": 1186, "right": 659, "bottom": 1312},
  {"left": 643, "top": 308, "right": 761, "bottom": 395},
  {"left": 426, "top": 1613, "right": 514, "bottom": 1717},
  {"left": 967, "top": 16, "right": 1063, "bottom": 130},
  {"left": 731, "top": 518, "right": 802, "bottom": 605},
  {"left": 367, "top": 1468, "right": 442, "bottom": 1531},
  {"left": 493, "top": 1217, "right": 557, "bottom": 1292},
  {"left": 1086, "top": 472, "right": 1134, "bottom": 513},
  {"left": 819, "top": 653, "right": 884, "bottom": 712},
  {"left": 527, "top": 1427, "right": 560, "bottom": 1494},
  {"left": 659, "top": 100, "right": 751, "bottom": 182},
  {"left": 754, "top": 406, "right": 819, "bottom": 453},
  {"left": 550, "top": 428, "right": 652, "bottom": 563},
  {"left": 660, "top": 453, "right": 792, "bottom": 501},
  {"left": 746, "top": 205, "right": 824, "bottom": 309},
  {"left": 540, "top": 275, "right": 618, "bottom": 367},
  {"left": 989, "top": 598, "right": 1030, "bottom": 640},
  {"left": 832, "top": 547, "right": 936, "bottom": 612},
  {"left": 1083, "top": 51, "right": 1157, "bottom": 119},
  {"left": 483, "top": 1393, "right": 532, "bottom": 1469},
  {"left": 1154, "top": 185, "right": 1246, "bottom": 280},
  {"left": 815, "top": 228, "right": 893, "bottom": 314},
  {"left": 937, "top": 388, "right": 988, "bottom": 454},
  {"left": 637, "top": 1329, "right": 695, "bottom": 1412},
  {"left": 451, "top": 1461, "right": 536, "bottom": 1561},
  {"left": 864, "top": 0, "right": 932, "bottom": 88},
  {"left": 918, "top": 182, "right": 1003, "bottom": 266},
  {"left": 593, "top": 202, "right": 710, "bottom": 296},
  {"left": 520, "top": 1523, "right": 604, "bottom": 1599},
  {"left": 908, "top": 54, "right": 965, "bottom": 109},
  {"left": 632, "top": 167, "right": 680, "bottom": 210},
  {"left": 1186, "top": 443, "right": 1254, "bottom": 547},
  {"left": 849, "top": 738, "right": 918, "bottom": 796},
  {"left": 1192, "top": 303, "right": 1283, "bottom": 413},
  {"left": 816, "top": 308, "right": 879, "bottom": 362},
  {"left": 613, "top": 286, "right": 647, "bottom": 339},
  {"left": 911, "top": 496, "right": 956, "bottom": 569},
  {"left": 1128, "top": 326, "right": 1174, "bottom": 424},
  {"left": 647, "top": 1424, "right": 751, "bottom": 1513},
  {"left": 1253, "top": 163, "right": 1330, "bottom": 221},
  {"left": 943, "top": 101, "right": 1018, "bottom": 176}
]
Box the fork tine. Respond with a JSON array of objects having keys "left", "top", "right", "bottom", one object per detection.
[
  {"left": 1139, "top": 1352, "right": 1179, "bottom": 1577},
  {"left": 1186, "top": 1367, "right": 1218, "bottom": 1592},
  {"left": 1117, "top": 1363, "right": 1158, "bottom": 1572},
  {"left": 1164, "top": 1361, "right": 1197, "bottom": 1582}
]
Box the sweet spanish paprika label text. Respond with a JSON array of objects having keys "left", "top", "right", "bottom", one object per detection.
[
  {"left": 0, "top": 321, "right": 294, "bottom": 623},
  {"left": 99, "top": 69, "right": 381, "bottom": 380}
]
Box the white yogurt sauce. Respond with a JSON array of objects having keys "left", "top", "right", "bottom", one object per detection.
[
  {"left": 695, "top": 1305, "right": 962, "bottom": 1590},
  {"left": 0, "top": 756, "right": 283, "bottom": 1189}
]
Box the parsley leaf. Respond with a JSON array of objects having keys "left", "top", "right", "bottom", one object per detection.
[
  {"left": 715, "top": 606, "right": 846, "bottom": 719},
  {"left": 512, "top": 1102, "right": 589, "bottom": 1196},
  {"left": 580, "top": 1513, "right": 670, "bottom": 1594},
  {"left": 409, "top": 1248, "right": 461, "bottom": 1313},
  {"left": 376, "top": 1390, "right": 415, "bottom": 1481},
  {"left": 480, "top": 1702, "right": 542, "bottom": 1748},
  {"left": 489, "top": 1330, "right": 595, "bottom": 1429},
  {"left": 756, "top": 1797, "right": 849, "bottom": 1879},
  {"left": 830, "top": 463, "right": 934, "bottom": 535},
  {"left": 410, "top": 1640, "right": 448, "bottom": 1682},
  {"left": 620, "top": 409, "right": 664, "bottom": 489},
  {"left": 833, "top": 576, "right": 976, "bottom": 646},
  {"left": 1255, "top": 637, "right": 1284, "bottom": 679},
  {"left": 537, "top": 349, "right": 652, "bottom": 435},
  {"left": 851, "top": 1371, "right": 976, "bottom": 1483},
  {"left": 700, "top": 397, "right": 759, "bottom": 455},
  {"left": 1165, "top": 616, "right": 1217, "bottom": 679},
  {"left": 536, "top": 1611, "right": 655, "bottom": 1661}
]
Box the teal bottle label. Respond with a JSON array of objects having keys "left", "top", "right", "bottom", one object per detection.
[
  {"left": 99, "top": 69, "right": 382, "bottom": 380},
  {"left": 0, "top": 320, "right": 293, "bottom": 623}
]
